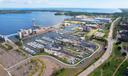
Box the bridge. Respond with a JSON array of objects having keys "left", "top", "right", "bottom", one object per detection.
[
  {"left": 0, "top": 33, "right": 17, "bottom": 38},
  {"left": 6, "top": 33, "right": 18, "bottom": 38}
]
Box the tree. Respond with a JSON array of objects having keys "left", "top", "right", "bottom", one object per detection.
[
  {"left": 122, "top": 52, "right": 127, "bottom": 57},
  {"left": 117, "top": 46, "right": 121, "bottom": 51}
]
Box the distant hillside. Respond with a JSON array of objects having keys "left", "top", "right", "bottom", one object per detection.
[
  {"left": 0, "top": 10, "right": 32, "bottom": 14},
  {"left": 120, "top": 9, "right": 128, "bottom": 13},
  {"left": 0, "top": 8, "right": 121, "bottom": 14},
  {"left": 114, "top": 9, "right": 128, "bottom": 17}
]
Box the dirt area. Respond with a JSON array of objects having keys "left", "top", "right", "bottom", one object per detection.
[
  {"left": 8, "top": 56, "right": 62, "bottom": 76},
  {"left": 0, "top": 42, "right": 66, "bottom": 76},
  {"left": 0, "top": 66, "right": 9, "bottom": 76},
  {"left": 38, "top": 56, "right": 63, "bottom": 76},
  {"left": 9, "top": 58, "right": 43, "bottom": 76},
  {"left": 0, "top": 47, "right": 29, "bottom": 68},
  {"left": 8, "top": 56, "right": 63, "bottom": 76}
]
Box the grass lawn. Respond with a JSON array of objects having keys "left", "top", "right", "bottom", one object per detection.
[
  {"left": 52, "top": 68, "right": 79, "bottom": 76},
  {"left": 87, "top": 29, "right": 98, "bottom": 37},
  {"left": 89, "top": 43, "right": 125, "bottom": 76},
  {"left": 0, "top": 43, "right": 13, "bottom": 51},
  {"left": 115, "top": 59, "right": 128, "bottom": 76}
]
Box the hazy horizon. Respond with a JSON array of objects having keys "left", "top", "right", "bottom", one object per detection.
[{"left": 0, "top": 0, "right": 128, "bottom": 8}]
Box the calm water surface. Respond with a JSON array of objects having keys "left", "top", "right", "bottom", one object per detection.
[
  {"left": 0, "top": 8, "right": 121, "bottom": 35},
  {"left": 0, "top": 12, "right": 70, "bottom": 35}
]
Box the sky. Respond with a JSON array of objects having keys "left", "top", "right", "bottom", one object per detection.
[{"left": 0, "top": 0, "right": 128, "bottom": 8}]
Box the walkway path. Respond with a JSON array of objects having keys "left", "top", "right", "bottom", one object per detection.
[
  {"left": 0, "top": 20, "right": 103, "bottom": 76},
  {"left": 7, "top": 45, "right": 100, "bottom": 71},
  {"left": 112, "top": 55, "right": 128, "bottom": 76},
  {"left": 78, "top": 17, "right": 121, "bottom": 76},
  {"left": 0, "top": 64, "right": 12, "bottom": 76}
]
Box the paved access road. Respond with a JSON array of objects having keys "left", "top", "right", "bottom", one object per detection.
[{"left": 78, "top": 17, "right": 121, "bottom": 76}]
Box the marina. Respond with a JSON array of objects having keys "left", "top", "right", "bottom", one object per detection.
[{"left": 0, "top": 12, "right": 70, "bottom": 35}]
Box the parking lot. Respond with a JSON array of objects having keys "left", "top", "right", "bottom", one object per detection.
[{"left": 23, "top": 28, "right": 97, "bottom": 64}]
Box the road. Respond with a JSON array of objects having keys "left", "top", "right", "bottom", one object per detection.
[
  {"left": 0, "top": 34, "right": 101, "bottom": 76},
  {"left": 7, "top": 43, "right": 101, "bottom": 71},
  {"left": 0, "top": 36, "right": 26, "bottom": 76},
  {"left": 4, "top": 37, "right": 101, "bottom": 69},
  {"left": 0, "top": 17, "right": 116, "bottom": 76},
  {"left": 78, "top": 17, "right": 121, "bottom": 76}
]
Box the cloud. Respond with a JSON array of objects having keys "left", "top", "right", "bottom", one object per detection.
[
  {"left": 48, "top": 2, "right": 72, "bottom": 6},
  {"left": 0, "top": 0, "right": 48, "bottom": 5},
  {"left": 0, "top": 0, "right": 128, "bottom": 8}
]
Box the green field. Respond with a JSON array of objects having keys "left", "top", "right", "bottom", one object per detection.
[
  {"left": 89, "top": 43, "right": 125, "bottom": 76},
  {"left": 115, "top": 59, "right": 128, "bottom": 76}
]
